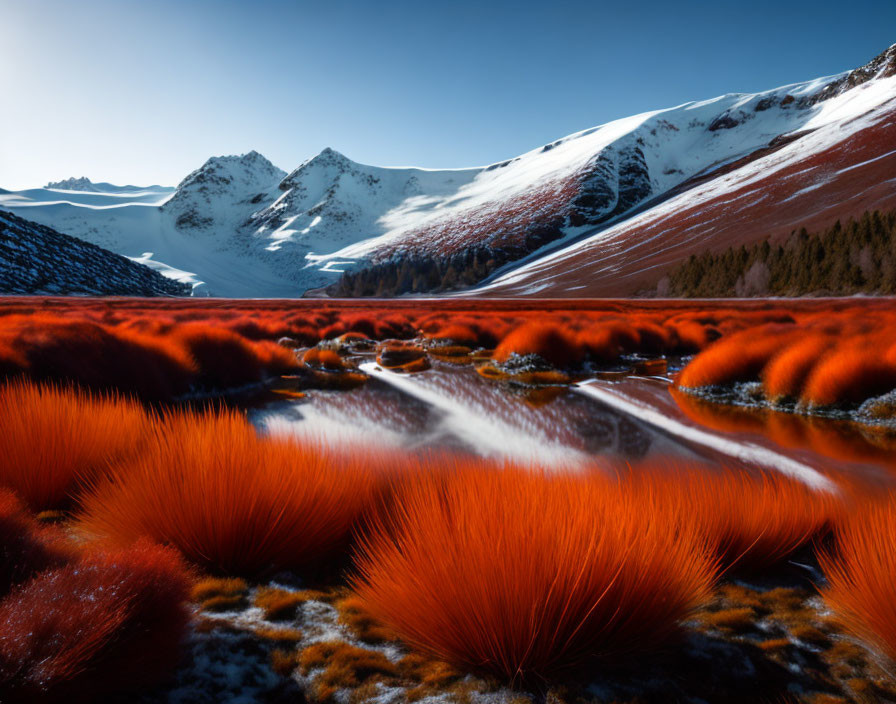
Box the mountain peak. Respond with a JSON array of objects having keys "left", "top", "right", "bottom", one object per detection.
[
  {"left": 308, "top": 146, "right": 352, "bottom": 166},
  {"left": 164, "top": 151, "right": 286, "bottom": 230},
  {"left": 173, "top": 151, "right": 285, "bottom": 192},
  {"left": 46, "top": 177, "right": 94, "bottom": 191},
  {"left": 188, "top": 151, "right": 282, "bottom": 180},
  {"left": 277, "top": 147, "right": 355, "bottom": 191}
]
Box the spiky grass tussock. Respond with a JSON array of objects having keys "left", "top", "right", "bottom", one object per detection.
[
  {"left": 352, "top": 467, "right": 717, "bottom": 682},
  {"left": 0, "top": 540, "right": 191, "bottom": 704},
  {"left": 762, "top": 334, "right": 835, "bottom": 402},
  {"left": 0, "top": 381, "right": 151, "bottom": 510},
  {"left": 801, "top": 340, "right": 896, "bottom": 408},
  {"left": 0, "top": 314, "right": 298, "bottom": 401},
  {"left": 168, "top": 322, "right": 298, "bottom": 389},
  {"left": 677, "top": 324, "right": 799, "bottom": 389},
  {"left": 76, "top": 408, "right": 382, "bottom": 575},
  {"left": 302, "top": 347, "right": 346, "bottom": 370},
  {"left": 635, "top": 467, "right": 841, "bottom": 572},
  {"left": 820, "top": 496, "right": 896, "bottom": 663}
]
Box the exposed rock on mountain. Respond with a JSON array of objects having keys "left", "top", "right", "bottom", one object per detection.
[
  {"left": 44, "top": 177, "right": 172, "bottom": 194},
  {"left": 45, "top": 177, "right": 96, "bottom": 191}
]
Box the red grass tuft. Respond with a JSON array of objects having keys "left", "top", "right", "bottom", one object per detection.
[
  {"left": 223, "top": 316, "right": 293, "bottom": 341},
  {"left": 352, "top": 467, "right": 716, "bottom": 682},
  {"left": 762, "top": 334, "right": 834, "bottom": 401},
  {"left": 633, "top": 321, "right": 672, "bottom": 355},
  {"left": 677, "top": 325, "right": 798, "bottom": 389},
  {"left": 492, "top": 323, "right": 583, "bottom": 368},
  {"left": 667, "top": 319, "right": 718, "bottom": 353},
  {"left": 0, "top": 541, "right": 191, "bottom": 703},
  {"left": 800, "top": 340, "right": 896, "bottom": 407},
  {"left": 167, "top": 323, "right": 268, "bottom": 389},
  {"left": 0, "top": 315, "right": 196, "bottom": 401},
  {"left": 253, "top": 340, "right": 300, "bottom": 375},
  {"left": 76, "top": 409, "right": 380, "bottom": 575},
  {"left": 640, "top": 468, "right": 839, "bottom": 571},
  {"left": 321, "top": 315, "right": 379, "bottom": 340},
  {"left": 820, "top": 496, "right": 896, "bottom": 662},
  {"left": 575, "top": 327, "right": 623, "bottom": 363},
  {"left": 0, "top": 381, "right": 151, "bottom": 510},
  {"left": 303, "top": 347, "right": 346, "bottom": 370},
  {"left": 428, "top": 324, "right": 480, "bottom": 347}
]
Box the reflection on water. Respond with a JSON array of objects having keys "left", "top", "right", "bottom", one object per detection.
[
  {"left": 671, "top": 388, "right": 896, "bottom": 489},
  {"left": 250, "top": 360, "right": 701, "bottom": 468},
  {"left": 249, "top": 359, "right": 896, "bottom": 485}
]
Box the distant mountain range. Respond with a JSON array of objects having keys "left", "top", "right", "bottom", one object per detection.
[
  {"left": 45, "top": 177, "right": 172, "bottom": 194},
  {"left": 2, "top": 43, "right": 894, "bottom": 298}
]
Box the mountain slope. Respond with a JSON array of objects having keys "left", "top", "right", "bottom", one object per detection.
[
  {"left": 0, "top": 160, "right": 301, "bottom": 297},
  {"left": 0, "top": 209, "right": 189, "bottom": 296},
  {"left": 470, "top": 45, "right": 896, "bottom": 297},
  {"left": 1, "top": 44, "right": 893, "bottom": 298}
]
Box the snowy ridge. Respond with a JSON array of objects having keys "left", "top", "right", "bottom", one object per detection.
[
  {"left": 45, "top": 177, "right": 173, "bottom": 194},
  {"left": 0, "top": 156, "right": 301, "bottom": 297},
  {"left": 475, "top": 54, "right": 896, "bottom": 297},
  {"left": 1, "top": 44, "right": 894, "bottom": 297}
]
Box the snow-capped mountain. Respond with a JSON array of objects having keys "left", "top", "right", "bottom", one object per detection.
[
  {"left": 1, "top": 44, "right": 894, "bottom": 298},
  {"left": 0, "top": 163, "right": 300, "bottom": 297},
  {"left": 162, "top": 150, "right": 285, "bottom": 232},
  {"left": 249, "top": 148, "right": 478, "bottom": 279},
  {"left": 44, "top": 177, "right": 173, "bottom": 194},
  {"left": 0, "top": 209, "right": 189, "bottom": 296},
  {"left": 471, "top": 44, "right": 896, "bottom": 297}
]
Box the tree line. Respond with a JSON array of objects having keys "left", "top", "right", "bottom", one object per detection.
[
  {"left": 326, "top": 222, "right": 562, "bottom": 297},
  {"left": 664, "top": 209, "right": 896, "bottom": 297}
]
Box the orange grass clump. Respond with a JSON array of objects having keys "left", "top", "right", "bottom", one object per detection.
[
  {"left": 352, "top": 467, "right": 716, "bottom": 682},
  {"left": 428, "top": 324, "right": 480, "bottom": 348},
  {"left": 0, "top": 316, "right": 197, "bottom": 401},
  {"left": 168, "top": 323, "right": 295, "bottom": 389},
  {"left": 677, "top": 325, "right": 799, "bottom": 389},
  {"left": 575, "top": 327, "right": 624, "bottom": 363},
  {"left": 762, "top": 334, "right": 834, "bottom": 402},
  {"left": 0, "top": 381, "right": 150, "bottom": 510},
  {"left": 643, "top": 468, "right": 840, "bottom": 571},
  {"left": 0, "top": 541, "right": 191, "bottom": 703},
  {"left": 492, "top": 323, "right": 583, "bottom": 369},
  {"left": 819, "top": 497, "right": 896, "bottom": 663},
  {"left": 76, "top": 409, "right": 380, "bottom": 575},
  {"left": 800, "top": 341, "right": 896, "bottom": 407},
  {"left": 303, "top": 347, "right": 346, "bottom": 370}
]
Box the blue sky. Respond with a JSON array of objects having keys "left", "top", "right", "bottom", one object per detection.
[{"left": 1, "top": 0, "right": 893, "bottom": 188}]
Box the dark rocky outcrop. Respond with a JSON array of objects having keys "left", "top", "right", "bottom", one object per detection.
[
  {"left": 800, "top": 43, "right": 896, "bottom": 107},
  {"left": 0, "top": 209, "right": 189, "bottom": 296}
]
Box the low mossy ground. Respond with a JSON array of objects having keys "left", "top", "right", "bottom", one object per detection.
[{"left": 141, "top": 553, "right": 896, "bottom": 704}]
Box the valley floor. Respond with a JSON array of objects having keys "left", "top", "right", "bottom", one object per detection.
[{"left": 2, "top": 296, "right": 896, "bottom": 703}]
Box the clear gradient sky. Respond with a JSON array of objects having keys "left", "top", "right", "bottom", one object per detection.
[{"left": 1, "top": 0, "right": 894, "bottom": 189}]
